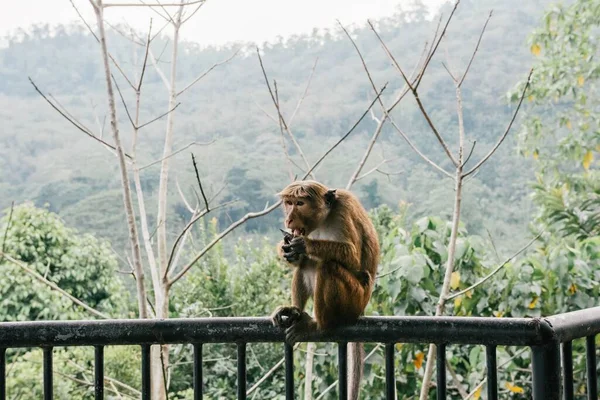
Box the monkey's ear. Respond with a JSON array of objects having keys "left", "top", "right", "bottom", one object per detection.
[{"left": 324, "top": 189, "right": 337, "bottom": 207}]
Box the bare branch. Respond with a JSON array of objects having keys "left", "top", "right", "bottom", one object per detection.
[
  {"left": 1, "top": 253, "right": 110, "bottom": 319},
  {"left": 138, "top": 102, "right": 181, "bottom": 129},
  {"left": 442, "top": 61, "right": 458, "bottom": 82},
  {"left": 246, "top": 344, "right": 301, "bottom": 396},
  {"left": 0, "top": 201, "right": 15, "bottom": 264},
  {"left": 462, "top": 140, "right": 477, "bottom": 167},
  {"left": 191, "top": 153, "right": 209, "bottom": 210},
  {"left": 149, "top": 48, "right": 171, "bottom": 90},
  {"left": 275, "top": 81, "right": 296, "bottom": 180},
  {"left": 137, "top": 18, "right": 153, "bottom": 91},
  {"left": 139, "top": 140, "right": 214, "bottom": 170},
  {"left": 256, "top": 47, "right": 314, "bottom": 178},
  {"left": 169, "top": 201, "right": 281, "bottom": 285},
  {"left": 415, "top": 0, "right": 461, "bottom": 89},
  {"left": 388, "top": 117, "right": 453, "bottom": 178},
  {"left": 170, "top": 88, "right": 386, "bottom": 285},
  {"left": 288, "top": 57, "right": 318, "bottom": 126},
  {"left": 446, "top": 232, "right": 542, "bottom": 301},
  {"left": 180, "top": 0, "right": 206, "bottom": 24},
  {"left": 177, "top": 48, "right": 240, "bottom": 96},
  {"left": 29, "top": 77, "right": 127, "bottom": 157},
  {"left": 113, "top": 76, "right": 136, "bottom": 129},
  {"left": 368, "top": 21, "right": 458, "bottom": 166},
  {"left": 314, "top": 344, "right": 383, "bottom": 400},
  {"left": 463, "top": 68, "right": 533, "bottom": 177},
  {"left": 103, "top": 0, "right": 205, "bottom": 7},
  {"left": 175, "top": 176, "right": 196, "bottom": 213},
  {"left": 165, "top": 199, "right": 237, "bottom": 279},
  {"left": 70, "top": 0, "right": 136, "bottom": 89},
  {"left": 458, "top": 10, "right": 493, "bottom": 88},
  {"left": 303, "top": 84, "right": 388, "bottom": 179}
]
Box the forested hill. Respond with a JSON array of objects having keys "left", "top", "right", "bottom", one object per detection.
[{"left": 0, "top": 0, "right": 551, "bottom": 252}]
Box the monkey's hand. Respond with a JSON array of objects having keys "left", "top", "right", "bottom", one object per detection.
[
  {"left": 281, "top": 236, "right": 307, "bottom": 263},
  {"left": 285, "top": 312, "right": 317, "bottom": 344},
  {"left": 271, "top": 306, "right": 302, "bottom": 329}
]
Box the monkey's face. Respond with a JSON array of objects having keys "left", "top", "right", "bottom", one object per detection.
[{"left": 282, "top": 196, "right": 327, "bottom": 237}]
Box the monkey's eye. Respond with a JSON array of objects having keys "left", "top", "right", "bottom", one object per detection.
[
  {"left": 296, "top": 201, "right": 304, "bottom": 206},
  {"left": 285, "top": 200, "right": 293, "bottom": 206}
]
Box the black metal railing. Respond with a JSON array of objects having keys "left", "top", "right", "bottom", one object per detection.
[{"left": 0, "top": 306, "right": 599, "bottom": 399}]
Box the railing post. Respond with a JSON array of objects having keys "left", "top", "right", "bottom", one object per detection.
[
  {"left": 532, "top": 343, "right": 560, "bottom": 400},
  {"left": 237, "top": 343, "right": 247, "bottom": 400},
  {"left": 561, "top": 341, "right": 573, "bottom": 400},
  {"left": 0, "top": 348, "right": 5, "bottom": 400},
  {"left": 586, "top": 335, "right": 597, "bottom": 400},
  {"left": 94, "top": 346, "right": 104, "bottom": 400},
  {"left": 193, "top": 343, "right": 203, "bottom": 400},
  {"left": 43, "top": 347, "right": 53, "bottom": 400},
  {"left": 385, "top": 343, "right": 395, "bottom": 400},
  {"left": 284, "top": 343, "right": 294, "bottom": 400},
  {"left": 338, "top": 342, "right": 348, "bottom": 400}
]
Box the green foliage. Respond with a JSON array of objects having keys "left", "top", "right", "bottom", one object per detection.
[
  {"left": 0, "top": 202, "right": 130, "bottom": 321},
  {"left": 512, "top": 0, "right": 600, "bottom": 240}
]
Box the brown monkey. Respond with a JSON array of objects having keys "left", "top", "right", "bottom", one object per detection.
[{"left": 271, "top": 180, "right": 380, "bottom": 400}]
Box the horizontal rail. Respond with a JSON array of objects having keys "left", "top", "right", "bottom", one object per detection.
[
  {"left": 546, "top": 307, "right": 600, "bottom": 342},
  {"left": 2, "top": 311, "right": 597, "bottom": 348}
]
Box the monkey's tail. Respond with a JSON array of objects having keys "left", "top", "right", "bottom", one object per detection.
[{"left": 347, "top": 341, "right": 364, "bottom": 400}]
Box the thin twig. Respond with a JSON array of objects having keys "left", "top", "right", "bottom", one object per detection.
[
  {"left": 103, "top": 0, "right": 204, "bottom": 7},
  {"left": 369, "top": 21, "right": 458, "bottom": 166},
  {"left": 274, "top": 80, "right": 295, "bottom": 180},
  {"left": 113, "top": 76, "right": 136, "bottom": 129},
  {"left": 463, "top": 68, "right": 533, "bottom": 177},
  {"left": 191, "top": 153, "right": 209, "bottom": 210},
  {"left": 177, "top": 48, "right": 240, "bottom": 96},
  {"left": 138, "top": 102, "right": 182, "bottom": 129},
  {"left": 139, "top": 140, "right": 214, "bottom": 170},
  {"left": 71, "top": 0, "right": 137, "bottom": 89},
  {"left": 458, "top": 10, "right": 493, "bottom": 88},
  {"left": 1, "top": 253, "right": 110, "bottom": 319},
  {"left": 446, "top": 232, "right": 543, "bottom": 300},
  {"left": 462, "top": 140, "right": 477, "bottom": 167},
  {"left": 29, "top": 77, "right": 127, "bottom": 158},
  {"left": 170, "top": 88, "right": 386, "bottom": 285},
  {"left": 315, "top": 344, "right": 383, "bottom": 400},
  {"left": 415, "top": 0, "right": 461, "bottom": 89},
  {"left": 165, "top": 199, "right": 237, "bottom": 279},
  {"left": 137, "top": 18, "right": 154, "bottom": 91},
  {"left": 0, "top": 201, "right": 15, "bottom": 264},
  {"left": 256, "top": 47, "right": 314, "bottom": 178},
  {"left": 288, "top": 57, "right": 318, "bottom": 126}
]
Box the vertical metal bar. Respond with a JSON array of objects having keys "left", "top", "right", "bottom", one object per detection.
[
  {"left": 94, "top": 346, "right": 104, "bottom": 400},
  {"left": 338, "top": 342, "right": 347, "bottom": 400},
  {"left": 43, "top": 347, "right": 53, "bottom": 400},
  {"left": 385, "top": 343, "right": 395, "bottom": 400},
  {"left": 0, "top": 348, "right": 6, "bottom": 400},
  {"left": 284, "top": 343, "right": 294, "bottom": 400},
  {"left": 486, "top": 345, "right": 497, "bottom": 400},
  {"left": 193, "top": 343, "right": 203, "bottom": 400},
  {"left": 141, "top": 345, "right": 151, "bottom": 400},
  {"left": 532, "top": 343, "right": 560, "bottom": 400},
  {"left": 562, "top": 341, "right": 573, "bottom": 400},
  {"left": 237, "top": 343, "right": 247, "bottom": 400},
  {"left": 436, "top": 344, "right": 446, "bottom": 400},
  {"left": 586, "top": 335, "right": 597, "bottom": 400}
]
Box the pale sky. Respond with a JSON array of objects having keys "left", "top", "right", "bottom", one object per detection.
[{"left": 0, "top": 0, "right": 447, "bottom": 47}]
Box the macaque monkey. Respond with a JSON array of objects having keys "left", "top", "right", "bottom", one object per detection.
[{"left": 271, "top": 180, "right": 380, "bottom": 400}]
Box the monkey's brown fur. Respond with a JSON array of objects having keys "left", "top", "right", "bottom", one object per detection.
[{"left": 271, "top": 180, "right": 380, "bottom": 399}]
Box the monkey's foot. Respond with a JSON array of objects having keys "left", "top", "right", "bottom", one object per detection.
[
  {"left": 271, "top": 306, "right": 302, "bottom": 329},
  {"left": 284, "top": 313, "right": 316, "bottom": 344}
]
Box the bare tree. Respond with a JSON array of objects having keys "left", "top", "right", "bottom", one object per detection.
[
  {"left": 339, "top": 2, "right": 532, "bottom": 398},
  {"left": 33, "top": 2, "right": 387, "bottom": 397}
]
